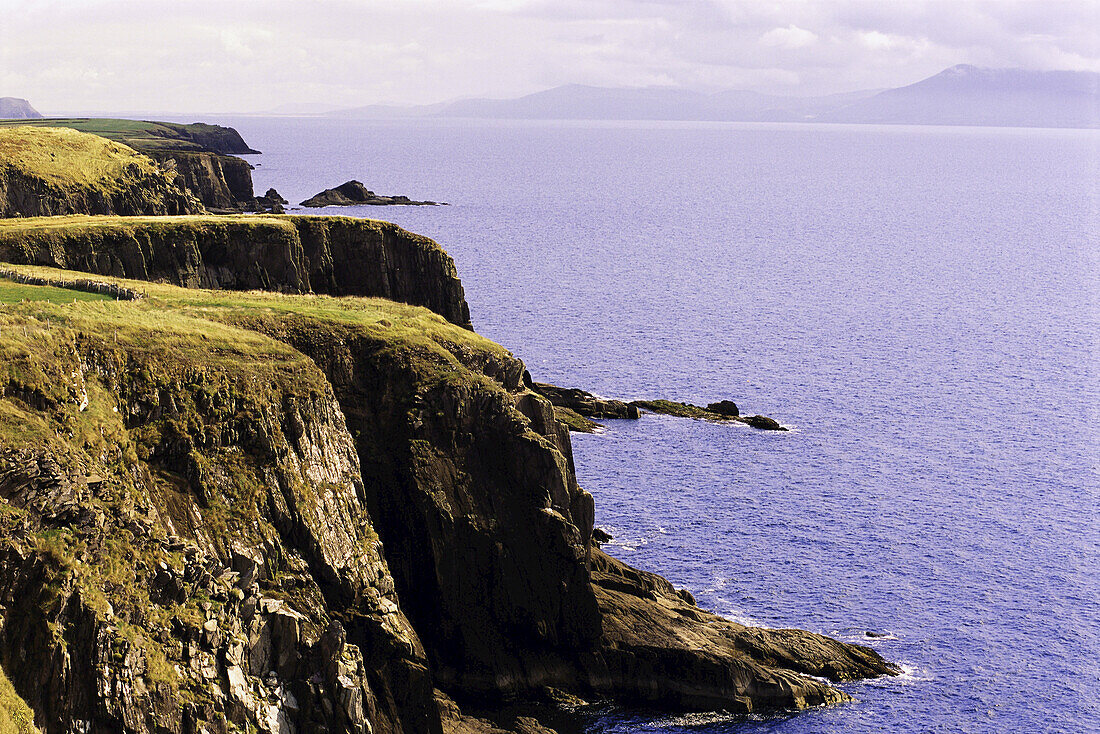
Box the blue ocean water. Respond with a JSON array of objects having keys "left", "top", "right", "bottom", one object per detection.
[{"left": 206, "top": 116, "right": 1099, "bottom": 733}]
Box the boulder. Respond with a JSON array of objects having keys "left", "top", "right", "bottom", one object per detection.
[{"left": 707, "top": 400, "right": 740, "bottom": 417}]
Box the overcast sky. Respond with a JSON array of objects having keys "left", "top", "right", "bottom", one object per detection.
[{"left": 2, "top": 0, "right": 1097, "bottom": 114}]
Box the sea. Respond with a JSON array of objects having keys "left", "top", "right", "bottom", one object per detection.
[{"left": 191, "top": 116, "right": 1099, "bottom": 733}]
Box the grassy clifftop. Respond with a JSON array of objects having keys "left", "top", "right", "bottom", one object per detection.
[
  {"left": 0, "top": 261, "right": 503, "bottom": 397},
  {"left": 0, "top": 213, "right": 441, "bottom": 255},
  {"left": 0, "top": 214, "right": 472, "bottom": 328},
  {"left": 0, "top": 118, "right": 257, "bottom": 155},
  {"left": 0, "top": 119, "right": 259, "bottom": 213}
]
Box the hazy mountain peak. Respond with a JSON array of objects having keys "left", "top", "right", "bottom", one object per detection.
[
  {"left": 327, "top": 66, "right": 1099, "bottom": 128},
  {"left": 821, "top": 65, "right": 1099, "bottom": 127},
  {"left": 0, "top": 97, "right": 43, "bottom": 119}
]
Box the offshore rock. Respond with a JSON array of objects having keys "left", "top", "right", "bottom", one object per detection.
[
  {"left": 301, "top": 181, "right": 443, "bottom": 207},
  {"left": 630, "top": 400, "right": 788, "bottom": 431}
]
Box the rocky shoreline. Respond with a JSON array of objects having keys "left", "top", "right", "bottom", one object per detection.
[{"left": 527, "top": 379, "right": 788, "bottom": 432}]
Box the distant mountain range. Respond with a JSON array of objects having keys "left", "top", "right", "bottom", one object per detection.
[
  {"left": 331, "top": 65, "right": 1100, "bottom": 129},
  {"left": 0, "top": 98, "right": 42, "bottom": 119}
]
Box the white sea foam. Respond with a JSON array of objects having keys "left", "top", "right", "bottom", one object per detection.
[{"left": 866, "top": 662, "right": 931, "bottom": 686}]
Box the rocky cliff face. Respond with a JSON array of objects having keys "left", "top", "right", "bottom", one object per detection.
[
  {"left": 0, "top": 167, "right": 201, "bottom": 218},
  {"left": 0, "top": 295, "right": 436, "bottom": 733},
  {"left": 233, "top": 308, "right": 896, "bottom": 716},
  {"left": 0, "top": 121, "right": 259, "bottom": 214},
  {"left": 153, "top": 152, "right": 256, "bottom": 212},
  {"left": 0, "top": 216, "right": 472, "bottom": 328}
]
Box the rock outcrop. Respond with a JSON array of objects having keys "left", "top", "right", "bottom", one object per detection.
[
  {"left": 0, "top": 291, "right": 436, "bottom": 733},
  {"left": 0, "top": 215, "right": 473, "bottom": 328},
  {"left": 227, "top": 287, "right": 895, "bottom": 716},
  {"left": 254, "top": 189, "right": 288, "bottom": 213},
  {"left": 528, "top": 381, "right": 787, "bottom": 432},
  {"left": 301, "top": 181, "right": 443, "bottom": 207},
  {"left": 0, "top": 128, "right": 202, "bottom": 218},
  {"left": 526, "top": 381, "right": 639, "bottom": 420},
  {"left": 629, "top": 399, "right": 789, "bottom": 431}
]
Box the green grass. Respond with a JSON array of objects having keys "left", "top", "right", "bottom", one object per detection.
[
  {"left": 0, "top": 668, "right": 38, "bottom": 734},
  {"left": 0, "top": 118, "right": 214, "bottom": 153},
  {"left": 0, "top": 279, "right": 113, "bottom": 304},
  {"left": 0, "top": 261, "right": 508, "bottom": 427}
]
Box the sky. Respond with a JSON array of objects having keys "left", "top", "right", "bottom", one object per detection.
[{"left": 2, "top": 0, "right": 1098, "bottom": 114}]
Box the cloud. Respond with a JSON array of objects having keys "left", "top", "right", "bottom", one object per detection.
[
  {"left": 761, "top": 25, "right": 819, "bottom": 49},
  {"left": 0, "top": 0, "right": 1096, "bottom": 113}
]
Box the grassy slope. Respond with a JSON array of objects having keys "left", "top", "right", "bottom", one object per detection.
[
  {"left": 0, "top": 260, "right": 501, "bottom": 367},
  {"left": 0, "top": 127, "right": 163, "bottom": 192},
  {"left": 0, "top": 669, "right": 37, "bottom": 734},
  {"left": 0, "top": 262, "right": 507, "bottom": 452},
  {"left": 0, "top": 279, "right": 113, "bottom": 303},
  {"left": 0, "top": 119, "right": 218, "bottom": 153}
]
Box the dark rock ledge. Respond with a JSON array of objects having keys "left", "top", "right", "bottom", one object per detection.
[{"left": 526, "top": 376, "right": 788, "bottom": 433}]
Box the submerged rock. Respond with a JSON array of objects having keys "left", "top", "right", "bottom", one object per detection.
[{"left": 301, "top": 180, "right": 443, "bottom": 207}]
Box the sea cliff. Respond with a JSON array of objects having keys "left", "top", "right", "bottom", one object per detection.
[
  {"left": 0, "top": 128, "right": 201, "bottom": 218},
  {"left": 0, "top": 257, "right": 894, "bottom": 733}
]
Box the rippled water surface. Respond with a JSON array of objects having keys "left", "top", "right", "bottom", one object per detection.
[{"left": 205, "top": 116, "right": 1098, "bottom": 733}]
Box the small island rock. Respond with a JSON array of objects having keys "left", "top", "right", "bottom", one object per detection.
[{"left": 300, "top": 180, "right": 442, "bottom": 207}]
